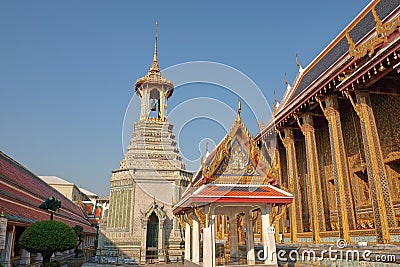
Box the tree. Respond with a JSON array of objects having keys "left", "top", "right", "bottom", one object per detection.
[
  {"left": 19, "top": 220, "right": 76, "bottom": 267},
  {"left": 72, "top": 225, "right": 85, "bottom": 258}
]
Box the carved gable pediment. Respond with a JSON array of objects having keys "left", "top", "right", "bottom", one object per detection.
[{"left": 201, "top": 114, "right": 277, "bottom": 185}]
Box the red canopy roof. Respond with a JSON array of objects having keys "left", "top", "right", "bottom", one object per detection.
[
  {"left": 173, "top": 110, "right": 293, "bottom": 215},
  {"left": 174, "top": 184, "right": 293, "bottom": 214}
]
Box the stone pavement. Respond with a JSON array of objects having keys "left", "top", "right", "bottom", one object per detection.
[{"left": 82, "top": 262, "right": 187, "bottom": 267}]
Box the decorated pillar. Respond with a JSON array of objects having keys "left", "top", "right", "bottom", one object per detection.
[
  {"left": 158, "top": 218, "right": 165, "bottom": 262},
  {"left": 192, "top": 217, "right": 200, "bottom": 264},
  {"left": 245, "top": 209, "right": 255, "bottom": 265},
  {"left": 228, "top": 212, "right": 239, "bottom": 261},
  {"left": 296, "top": 113, "right": 326, "bottom": 242},
  {"left": 221, "top": 216, "right": 225, "bottom": 239},
  {"left": 140, "top": 218, "right": 147, "bottom": 264},
  {"left": 203, "top": 207, "right": 214, "bottom": 267},
  {"left": 215, "top": 215, "right": 219, "bottom": 239},
  {"left": 278, "top": 128, "right": 302, "bottom": 242},
  {"left": 273, "top": 147, "right": 282, "bottom": 241},
  {"left": 261, "top": 206, "right": 277, "bottom": 266},
  {"left": 318, "top": 95, "right": 356, "bottom": 242},
  {"left": 211, "top": 214, "right": 217, "bottom": 267},
  {"left": 184, "top": 222, "right": 191, "bottom": 261},
  {"left": 345, "top": 90, "right": 396, "bottom": 243},
  {"left": 0, "top": 226, "right": 15, "bottom": 267}
]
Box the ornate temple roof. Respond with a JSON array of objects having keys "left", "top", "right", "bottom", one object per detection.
[
  {"left": 135, "top": 23, "right": 174, "bottom": 96},
  {"left": 173, "top": 102, "right": 290, "bottom": 213},
  {"left": 258, "top": 0, "right": 400, "bottom": 138},
  {"left": 284, "top": 0, "right": 398, "bottom": 105},
  {"left": 191, "top": 102, "right": 278, "bottom": 187},
  {"left": 0, "top": 151, "right": 96, "bottom": 233}
]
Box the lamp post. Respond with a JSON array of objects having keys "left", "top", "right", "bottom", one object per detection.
[{"left": 39, "top": 196, "right": 61, "bottom": 220}]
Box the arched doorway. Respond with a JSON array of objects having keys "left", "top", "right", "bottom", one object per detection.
[{"left": 146, "top": 212, "right": 159, "bottom": 262}]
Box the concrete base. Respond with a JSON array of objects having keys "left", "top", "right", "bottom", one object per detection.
[
  {"left": 185, "top": 259, "right": 278, "bottom": 267},
  {"left": 185, "top": 259, "right": 202, "bottom": 267}
]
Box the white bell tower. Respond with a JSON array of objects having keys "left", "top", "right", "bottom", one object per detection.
[{"left": 135, "top": 22, "right": 174, "bottom": 122}]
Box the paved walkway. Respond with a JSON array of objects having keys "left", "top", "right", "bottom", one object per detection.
[{"left": 82, "top": 262, "right": 187, "bottom": 267}]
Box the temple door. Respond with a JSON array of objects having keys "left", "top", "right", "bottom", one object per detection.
[{"left": 146, "top": 212, "right": 159, "bottom": 262}]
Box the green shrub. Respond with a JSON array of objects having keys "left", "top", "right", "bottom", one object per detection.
[
  {"left": 47, "top": 260, "right": 61, "bottom": 267},
  {"left": 19, "top": 220, "right": 76, "bottom": 267},
  {"left": 72, "top": 225, "right": 85, "bottom": 258}
]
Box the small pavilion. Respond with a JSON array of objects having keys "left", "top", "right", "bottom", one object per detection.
[{"left": 173, "top": 103, "right": 293, "bottom": 267}]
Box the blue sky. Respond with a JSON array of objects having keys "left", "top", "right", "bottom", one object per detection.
[{"left": 0, "top": 1, "right": 371, "bottom": 196}]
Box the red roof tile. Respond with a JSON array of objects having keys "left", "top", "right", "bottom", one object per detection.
[
  {"left": 173, "top": 184, "right": 293, "bottom": 214},
  {"left": 198, "top": 185, "right": 289, "bottom": 197},
  {"left": 0, "top": 152, "right": 96, "bottom": 233}
]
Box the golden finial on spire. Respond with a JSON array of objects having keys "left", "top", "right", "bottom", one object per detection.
[
  {"left": 154, "top": 22, "right": 158, "bottom": 61},
  {"left": 149, "top": 22, "right": 160, "bottom": 74},
  {"left": 273, "top": 90, "right": 278, "bottom": 115}
]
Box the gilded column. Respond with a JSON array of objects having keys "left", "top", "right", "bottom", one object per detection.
[
  {"left": 345, "top": 90, "right": 396, "bottom": 243},
  {"left": 214, "top": 215, "right": 219, "bottom": 239},
  {"left": 221, "top": 216, "right": 225, "bottom": 239},
  {"left": 296, "top": 113, "right": 325, "bottom": 242},
  {"left": 318, "top": 95, "right": 356, "bottom": 242},
  {"left": 272, "top": 147, "right": 282, "bottom": 241},
  {"left": 278, "top": 128, "right": 302, "bottom": 242},
  {"left": 275, "top": 145, "right": 287, "bottom": 237}
]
